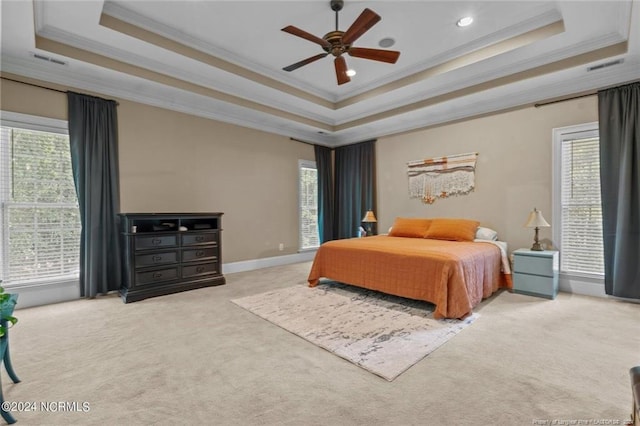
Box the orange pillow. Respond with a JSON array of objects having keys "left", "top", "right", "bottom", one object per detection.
[
  {"left": 424, "top": 218, "right": 480, "bottom": 242},
  {"left": 389, "top": 217, "right": 432, "bottom": 238}
]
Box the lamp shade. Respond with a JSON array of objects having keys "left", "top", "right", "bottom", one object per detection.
[
  {"left": 524, "top": 208, "right": 550, "bottom": 228},
  {"left": 362, "top": 210, "right": 377, "bottom": 223}
]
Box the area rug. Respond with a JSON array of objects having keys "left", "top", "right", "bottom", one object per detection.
[{"left": 231, "top": 281, "right": 478, "bottom": 381}]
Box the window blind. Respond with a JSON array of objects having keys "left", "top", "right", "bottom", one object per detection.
[
  {"left": 560, "top": 136, "right": 604, "bottom": 275},
  {"left": 0, "top": 125, "right": 81, "bottom": 284},
  {"left": 299, "top": 162, "right": 319, "bottom": 250}
]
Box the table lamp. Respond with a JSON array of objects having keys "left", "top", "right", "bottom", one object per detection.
[
  {"left": 361, "top": 210, "right": 377, "bottom": 236},
  {"left": 524, "top": 207, "right": 550, "bottom": 251}
]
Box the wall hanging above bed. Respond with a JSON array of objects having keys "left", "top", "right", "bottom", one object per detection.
[{"left": 407, "top": 152, "right": 478, "bottom": 204}]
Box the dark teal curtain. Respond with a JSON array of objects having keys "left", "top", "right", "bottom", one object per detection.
[
  {"left": 598, "top": 81, "right": 640, "bottom": 299},
  {"left": 314, "top": 145, "right": 334, "bottom": 243},
  {"left": 68, "top": 92, "right": 122, "bottom": 298},
  {"left": 334, "top": 140, "right": 376, "bottom": 239}
]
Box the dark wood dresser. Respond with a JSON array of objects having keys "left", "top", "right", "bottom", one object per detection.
[{"left": 118, "top": 213, "right": 225, "bottom": 303}]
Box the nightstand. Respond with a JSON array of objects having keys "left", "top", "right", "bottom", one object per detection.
[{"left": 512, "top": 249, "right": 559, "bottom": 299}]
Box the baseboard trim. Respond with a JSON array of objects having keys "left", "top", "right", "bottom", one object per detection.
[
  {"left": 11, "top": 278, "right": 80, "bottom": 309},
  {"left": 223, "top": 251, "right": 316, "bottom": 275},
  {"left": 559, "top": 274, "right": 606, "bottom": 298},
  {"left": 9, "top": 252, "right": 316, "bottom": 309},
  {"left": 19, "top": 253, "right": 627, "bottom": 308},
  {"left": 559, "top": 275, "right": 640, "bottom": 303}
]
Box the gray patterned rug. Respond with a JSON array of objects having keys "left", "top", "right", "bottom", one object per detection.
[{"left": 231, "top": 281, "right": 478, "bottom": 381}]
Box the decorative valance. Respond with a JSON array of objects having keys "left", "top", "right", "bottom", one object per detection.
[{"left": 407, "top": 152, "right": 478, "bottom": 204}]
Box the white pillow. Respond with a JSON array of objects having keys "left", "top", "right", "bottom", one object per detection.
[{"left": 475, "top": 226, "right": 498, "bottom": 241}]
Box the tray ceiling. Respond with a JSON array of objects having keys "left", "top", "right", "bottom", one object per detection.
[{"left": 1, "top": 1, "right": 639, "bottom": 146}]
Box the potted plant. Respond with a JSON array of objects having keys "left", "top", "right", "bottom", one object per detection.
[{"left": 0, "top": 281, "right": 17, "bottom": 338}]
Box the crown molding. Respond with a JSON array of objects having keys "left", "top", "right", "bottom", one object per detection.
[
  {"left": 335, "top": 58, "right": 640, "bottom": 146},
  {"left": 101, "top": 0, "right": 336, "bottom": 102},
  {"left": 0, "top": 55, "right": 333, "bottom": 145},
  {"left": 7, "top": 0, "right": 639, "bottom": 149},
  {"left": 616, "top": 0, "right": 634, "bottom": 37},
  {"left": 4, "top": 49, "right": 637, "bottom": 148},
  {"left": 338, "top": 6, "right": 564, "bottom": 100},
  {"left": 332, "top": 33, "right": 629, "bottom": 126},
  {"left": 35, "top": 26, "right": 335, "bottom": 126}
]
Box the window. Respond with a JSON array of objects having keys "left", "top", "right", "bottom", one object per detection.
[
  {"left": 298, "top": 160, "right": 319, "bottom": 250},
  {"left": 552, "top": 122, "right": 604, "bottom": 277},
  {"left": 0, "top": 112, "right": 80, "bottom": 286}
]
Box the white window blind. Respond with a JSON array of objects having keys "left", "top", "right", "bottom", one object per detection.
[
  {"left": 299, "top": 160, "right": 319, "bottom": 250},
  {"left": 0, "top": 117, "right": 81, "bottom": 285},
  {"left": 557, "top": 128, "right": 604, "bottom": 276}
]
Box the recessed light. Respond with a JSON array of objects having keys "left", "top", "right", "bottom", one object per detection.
[
  {"left": 346, "top": 69, "right": 356, "bottom": 77},
  {"left": 456, "top": 16, "right": 473, "bottom": 27},
  {"left": 378, "top": 37, "right": 395, "bottom": 48}
]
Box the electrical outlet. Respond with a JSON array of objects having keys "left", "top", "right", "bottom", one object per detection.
[{"left": 279, "top": 243, "right": 284, "bottom": 251}]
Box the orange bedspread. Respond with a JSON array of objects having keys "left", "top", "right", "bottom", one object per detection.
[{"left": 308, "top": 235, "right": 509, "bottom": 319}]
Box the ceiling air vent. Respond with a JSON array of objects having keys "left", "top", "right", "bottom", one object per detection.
[
  {"left": 31, "top": 52, "right": 67, "bottom": 66},
  {"left": 587, "top": 59, "right": 623, "bottom": 72}
]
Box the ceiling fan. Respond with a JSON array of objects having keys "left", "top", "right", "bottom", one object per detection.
[{"left": 281, "top": 0, "right": 400, "bottom": 85}]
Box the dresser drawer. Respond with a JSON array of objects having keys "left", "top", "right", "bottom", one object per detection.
[
  {"left": 182, "top": 247, "right": 218, "bottom": 263},
  {"left": 181, "top": 232, "right": 218, "bottom": 247},
  {"left": 135, "top": 234, "right": 178, "bottom": 251},
  {"left": 135, "top": 267, "right": 179, "bottom": 286},
  {"left": 135, "top": 251, "right": 178, "bottom": 268},
  {"left": 182, "top": 262, "right": 219, "bottom": 278},
  {"left": 119, "top": 213, "right": 225, "bottom": 303},
  {"left": 513, "top": 272, "right": 558, "bottom": 299},
  {"left": 513, "top": 253, "right": 557, "bottom": 277}
]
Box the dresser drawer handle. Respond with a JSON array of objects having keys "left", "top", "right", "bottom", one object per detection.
[
  {"left": 152, "top": 255, "right": 162, "bottom": 262},
  {"left": 152, "top": 238, "right": 162, "bottom": 245},
  {"left": 196, "top": 266, "right": 205, "bottom": 273},
  {"left": 152, "top": 272, "right": 163, "bottom": 279},
  {"left": 195, "top": 250, "right": 205, "bottom": 257},
  {"left": 195, "top": 235, "right": 205, "bottom": 242}
]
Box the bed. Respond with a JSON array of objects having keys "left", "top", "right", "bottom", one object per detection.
[{"left": 307, "top": 217, "right": 512, "bottom": 319}]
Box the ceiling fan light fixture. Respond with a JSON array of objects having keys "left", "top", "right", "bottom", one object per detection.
[
  {"left": 378, "top": 37, "right": 395, "bottom": 48},
  {"left": 456, "top": 16, "right": 474, "bottom": 27},
  {"left": 281, "top": 1, "right": 400, "bottom": 85},
  {"left": 346, "top": 69, "right": 356, "bottom": 77}
]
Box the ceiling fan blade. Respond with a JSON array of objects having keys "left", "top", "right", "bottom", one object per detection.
[
  {"left": 342, "top": 8, "right": 381, "bottom": 45},
  {"left": 281, "top": 25, "right": 331, "bottom": 49},
  {"left": 283, "top": 53, "right": 329, "bottom": 72},
  {"left": 348, "top": 47, "right": 400, "bottom": 64},
  {"left": 334, "top": 56, "right": 350, "bottom": 85}
]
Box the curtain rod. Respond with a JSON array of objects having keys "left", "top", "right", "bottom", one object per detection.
[
  {"left": 534, "top": 92, "right": 596, "bottom": 108},
  {"left": 289, "top": 137, "right": 321, "bottom": 147},
  {"left": 1, "top": 76, "right": 119, "bottom": 106},
  {"left": 1, "top": 76, "right": 66, "bottom": 94}
]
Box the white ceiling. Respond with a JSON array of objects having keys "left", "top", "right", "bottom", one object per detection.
[{"left": 1, "top": 0, "right": 639, "bottom": 146}]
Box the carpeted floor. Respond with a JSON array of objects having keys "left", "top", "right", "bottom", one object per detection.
[{"left": 4, "top": 261, "right": 640, "bottom": 425}]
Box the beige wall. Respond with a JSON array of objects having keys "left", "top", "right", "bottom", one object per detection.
[
  {"left": 0, "top": 77, "right": 67, "bottom": 119},
  {"left": 377, "top": 97, "right": 598, "bottom": 253},
  {"left": 1, "top": 77, "right": 315, "bottom": 263},
  {"left": 1, "top": 75, "right": 599, "bottom": 260}
]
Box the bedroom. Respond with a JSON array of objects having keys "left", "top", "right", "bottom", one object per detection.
[{"left": 1, "top": 0, "right": 639, "bottom": 424}]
